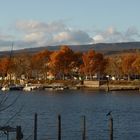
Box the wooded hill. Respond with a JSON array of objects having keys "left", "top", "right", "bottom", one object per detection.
[{"left": 0, "top": 42, "right": 140, "bottom": 57}]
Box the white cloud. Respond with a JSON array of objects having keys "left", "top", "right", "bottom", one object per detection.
[
  {"left": 93, "top": 26, "right": 140, "bottom": 43},
  {"left": 93, "top": 35, "right": 104, "bottom": 43},
  {"left": 0, "top": 20, "right": 140, "bottom": 51},
  {"left": 16, "top": 20, "right": 67, "bottom": 33},
  {"left": 15, "top": 20, "right": 93, "bottom": 47},
  {"left": 24, "top": 32, "right": 44, "bottom": 42},
  {"left": 53, "top": 30, "right": 93, "bottom": 45}
]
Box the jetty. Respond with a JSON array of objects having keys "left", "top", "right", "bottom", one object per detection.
[{"left": 83, "top": 80, "right": 140, "bottom": 91}]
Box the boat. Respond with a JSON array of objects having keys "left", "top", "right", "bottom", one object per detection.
[
  {"left": 9, "top": 84, "right": 24, "bottom": 91},
  {"left": 44, "top": 83, "right": 64, "bottom": 91},
  {"left": 1, "top": 85, "right": 9, "bottom": 91},
  {"left": 0, "top": 42, "right": 20, "bottom": 92},
  {"left": 23, "top": 84, "right": 42, "bottom": 91},
  {"left": 1, "top": 84, "right": 24, "bottom": 91}
]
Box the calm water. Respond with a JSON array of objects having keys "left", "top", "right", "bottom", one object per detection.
[{"left": 0, "top": 89, "right": 140, "bottom": 140}]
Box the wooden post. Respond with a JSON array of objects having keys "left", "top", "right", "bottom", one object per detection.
[
  {"left": 106, "top": 79, "right": 109, "bottom": 92},
  {"left": 109, "top": 116, "right": 113, "bottom": 140},
  {"left": 58, "top": 114, "right": 61, "bottom": 140},
  {"left": 34, "top": 113, "right": 38, "bottom": 140},
  {"left": 82, "top": 116, "right": 86, "bottom": 140},
  {"left": 16, "top": 126, "right": 23, "bottom": 140}
]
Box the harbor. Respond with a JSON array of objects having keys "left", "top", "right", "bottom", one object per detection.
[{"left": 1, "top": 80, "right": 140, "bottom": 92}]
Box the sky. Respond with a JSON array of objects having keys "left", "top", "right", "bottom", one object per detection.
[{"left": 0, "top": 0, "right": 140, "bottom": 50}]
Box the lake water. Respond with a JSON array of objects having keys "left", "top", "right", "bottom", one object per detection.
[{"left": 0, "top": 89, "right": 140, "bottom": 140}]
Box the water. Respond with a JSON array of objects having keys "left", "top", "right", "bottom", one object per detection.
[{"left": 0, "top": 89, "right": 140, "bottom": 140}]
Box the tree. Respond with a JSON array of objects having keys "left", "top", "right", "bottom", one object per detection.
[
  {"left": 0, "top": 57, "right": 10, "bottom": 77},
  {"left": 31, "top": 49, "right": 51, "bottom": 80},
  {"left": 82, "top": 50, "right": 96, "bottom": 79},
  {"left": 82, "top": 50, "right": 107, "bottom": 80},
  {"left": 49, "top": 45, "right": 76, "bottom": 79},
  {"left": 121, "top": 53, "right": 137, "bottom": 80},
  {"left": 105, "top": 56, "right": 123, "bottom": 79},
  {"left": 12, "top": 53, "right": 32, "bottom": 81},
  {"left": 132, "top": 55, "right": 140, "bottom": 75}
]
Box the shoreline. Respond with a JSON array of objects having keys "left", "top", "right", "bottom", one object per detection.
[
  {"left": 1, "top": 80, "right": 140, "bottom": 92},
  {"left": 81, "top": 80, "right": 140, "bottom": 91},
  {"left": 99, "top": 84, "right": 140, "bottom": 91}
]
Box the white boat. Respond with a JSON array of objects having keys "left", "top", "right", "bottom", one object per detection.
[
  {"left": 53, "top": 87, "right": 64, "bottom": 90},
  {"left": 23, "top": 84, "right": 38, "bottom": 91},
  {"left": 45, "top": 83, "right": 64, "bottom": 91},
  {"left": 1, "top": 85, "right": 9, "bottom": 91}
]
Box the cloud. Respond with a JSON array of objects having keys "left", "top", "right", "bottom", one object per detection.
[
  {"left": 0, "top": 32, "right": 15, "bottom": 51},
  {"left": 16, "top": 20, "right": 67, "bottom": 33},
  {"left": 53, "top": 30, "right": 93, "bottom": 45},
  {"left": 125, "top": 26, "right": 140, "bottom": 37},
  {"left": 0, "top": 20, "right": 140, "bottom": 51},
  {"left": 15, "top": 20, "right": 93, "bottom": 47},
  {"left": 93, "top": 26, "right": 140, "bottom": 43},
  {"left": 93, "top": 35, "right": 104, "bottom": 43}
]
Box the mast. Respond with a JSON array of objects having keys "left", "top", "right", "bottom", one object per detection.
[
  {"left": 8, "top": 42, "right": 14, "bottom": 85},
  {"left": 2, "top": 42, "right": 14, "bottom": 87}
]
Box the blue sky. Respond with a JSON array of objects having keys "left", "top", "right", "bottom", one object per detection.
[{"left": 0, "top": 0, "right": 140, "bottom": 50}]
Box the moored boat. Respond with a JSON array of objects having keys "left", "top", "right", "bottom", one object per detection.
[
  {"left": 23, "top": 83, "right": 42, "bottom": 91},
  {"left": 1, "top": 84, "right": 24, "bottom": 91}
]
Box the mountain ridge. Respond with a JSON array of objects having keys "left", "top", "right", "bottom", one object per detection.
[{"left": 0, "top": 42, "right": 140, "bottom": 56}]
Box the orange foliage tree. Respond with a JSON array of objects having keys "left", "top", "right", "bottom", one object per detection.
[
  {"left": 0, "top": 57, "right": 10, "bottom": 77},
  {"left": 132, "top": 54, "right": 140, "bottom": 75},
  {"left": 11, "top": 53, "right": 32, "bottom": 80},
  {"left": 49, "top": 45, "right": 77, "bottom": 79},
  {"left": 121, "top": 53, "right": 137, "bottom": 80},
  {"left": 31, "top": 49, "right": 51, "bottom": 80},
  {"left": 81, "top": 49, "right": 107, "bottom": 79}
]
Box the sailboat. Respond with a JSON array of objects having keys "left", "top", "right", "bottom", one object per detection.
[{"left": 1, "top": 43, "right": 23, "bottom": 91}]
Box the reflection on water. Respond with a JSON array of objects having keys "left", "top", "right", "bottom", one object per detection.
[{"left": 0, "top": 90, "right": 140, "bottom": 140}]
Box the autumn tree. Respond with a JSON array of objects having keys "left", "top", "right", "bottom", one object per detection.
[
  {"left": 0, "top": 57, "right": 10, "bottom": 77},
  {"left": 82, "top": 50, "right": 95, "bottom": 79},
  {"left": 81, "top": 49, "right": 107, "bottom": 80},
  {"left": 121, "top": 53, "right": 137, "bottom": 80},
  {"left": 31, "top": 49, "right": 51, "bottom": 80},
  {"left": 131, "top": 54, "right": 140, "bottom": 75},
  {"left": 12, "top": 53, "right": 32, "bottom": 81},
  {"left": 49, "top": 45, "right": 77, "bottom": 79},
  {"left": 105, "top": 56, "right": 123, "bottom": 79},
  {"left": 0, "top": 55, "right": 16, "bottom": 86},
  {"left": 70, "top": 51, "right": 83, "bottom": 78}
]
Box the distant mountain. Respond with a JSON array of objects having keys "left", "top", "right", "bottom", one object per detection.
[{"left": 0, "top": 42, "right": 140, "bottom": 57}]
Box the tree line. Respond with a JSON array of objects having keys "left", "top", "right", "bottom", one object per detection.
[{"left": 0, "top": 45, "right": 140, "bottom": 82}]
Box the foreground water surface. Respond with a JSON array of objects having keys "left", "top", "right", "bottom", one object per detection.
[{"left": 0, "top": 89, "right": 140, "bottom": 140}]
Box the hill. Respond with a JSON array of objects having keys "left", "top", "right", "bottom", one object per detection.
[{"left": 0, "top": 42, "right": 140, "bottom": 57}]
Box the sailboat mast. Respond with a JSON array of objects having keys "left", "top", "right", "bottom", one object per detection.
[{"left": 9, "top": 42, "right": 14, "bottom": 84}]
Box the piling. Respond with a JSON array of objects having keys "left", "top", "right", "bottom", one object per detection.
[
  {"left": 106, "top": 80, "right": 110, "bottom": 92},
  {"left": 58, "top": 114, "right": 61, "bottom": 140},
  {"left": 34, "top": 113, "right": 38, "bottom": 140},
  {"left": 82, "top": 115, "right": 86, "bottom": 140},
  {"left": 109, "top": 116, "right": 113, "bottom": 140},
  {"left": 16, "top": 126, "right": 23, "bottom": 140}
]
